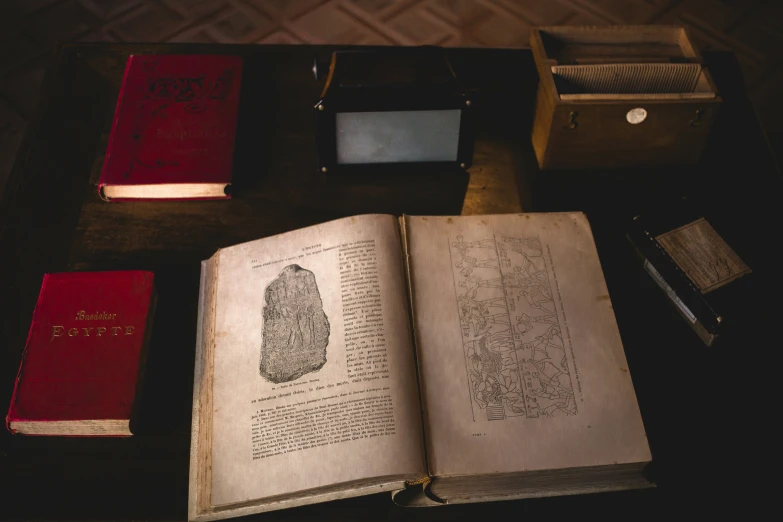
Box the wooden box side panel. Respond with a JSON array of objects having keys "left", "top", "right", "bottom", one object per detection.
[
  {"left": 539, "top": 99, "right": 721, "bottom": 170},
  {"left": 531, "top": 81, "right": 557, "bottom": 169}
]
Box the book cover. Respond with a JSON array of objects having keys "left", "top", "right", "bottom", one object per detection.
[
  {"left": 6, "top": 271, "right": 156, "bottom": 436},
  {"left": 98, "top": 54, "right": 243, "bottom": 201}
]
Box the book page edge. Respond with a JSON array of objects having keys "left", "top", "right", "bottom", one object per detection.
[
  {"left": 189, "top": 254, "right": 219, "bottom": 521},
  {"left": 191, "top": 481, "right": 407, "bottom": 522}
]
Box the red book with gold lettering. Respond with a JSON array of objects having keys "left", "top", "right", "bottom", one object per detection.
[
  {"left": 98, "top": 54, "right": 243, "bottom": 201},
  {"left": 6, "top": 271, "right": 156, "bottom": 436}
]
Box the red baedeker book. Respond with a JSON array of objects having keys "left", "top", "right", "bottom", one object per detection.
[
  {"left": 6, "top": 271, "right": 156, "bottom": 436},
  {"left": 98, "top": 54, "right": 243, "bottom": 201}
]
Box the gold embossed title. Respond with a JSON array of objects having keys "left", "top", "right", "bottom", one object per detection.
[{"left": 50, "top": 310, "right": 135, "bottom": 342}]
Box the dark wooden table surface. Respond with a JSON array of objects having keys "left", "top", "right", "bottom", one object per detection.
[{"left": 1, "top": 43, "right": 780, "bottom": 520}]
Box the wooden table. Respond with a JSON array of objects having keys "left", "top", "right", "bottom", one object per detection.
[{"left": 1, "top": 43, "right": 779, "bottom": 520}]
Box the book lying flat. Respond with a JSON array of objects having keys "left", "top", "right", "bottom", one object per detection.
[
  {"left": 6, "top": 271, "right": 156, "bottom": 436},
  {"left": 98, "top": 54, "right": 243, "bottom": 201},
  {"left": 189, "top": 213, "right": 651, "bottom": 521}
]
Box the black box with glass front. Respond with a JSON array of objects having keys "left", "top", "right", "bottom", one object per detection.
[{"left": 314, "top": 47, "right": 475, "bottom": 173}]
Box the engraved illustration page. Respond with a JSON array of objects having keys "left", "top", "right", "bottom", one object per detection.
[
  {"left": 404, "top": 213, "right": 650, "bottom": 477},
  {"left": 209, "top": 214, "right": 425, "bottom": 506}
]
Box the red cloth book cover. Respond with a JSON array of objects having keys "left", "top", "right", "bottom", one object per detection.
[
  {"left": 6, "top": 271, "right": 156, "bottom": 436},
  {"left": 98, "top": 54, "right": 243, "bottom": 201}
]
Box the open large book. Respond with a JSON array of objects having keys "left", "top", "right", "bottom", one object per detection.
[{"left": 189, "top": 213, "right": 652, "bottom": 521}]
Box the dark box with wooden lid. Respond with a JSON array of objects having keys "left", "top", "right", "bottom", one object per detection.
[
  {"left": 627, "top": 204, "right": 754, "bottom": 347},
  {"left": 530, "top": 26, "right": 721, "bottom": 170}
]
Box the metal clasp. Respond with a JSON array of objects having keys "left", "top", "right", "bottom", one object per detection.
[
  {"left": 690, "top": 108, "right": 705, "bottom": 127},
  {"left": 565, "top": 111, "right": 578, "bottom": 129}
]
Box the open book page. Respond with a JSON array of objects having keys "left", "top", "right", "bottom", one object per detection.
[
  {"left": 209, "top": 214, "right": 426, "bottom": 506},
  {"left": 403, "top": 213, "right": 650, "bottom": 477}
]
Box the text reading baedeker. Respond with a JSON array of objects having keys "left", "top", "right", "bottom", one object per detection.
[{"left": 251, "top": 394, "right": 395, "bottom": 460}]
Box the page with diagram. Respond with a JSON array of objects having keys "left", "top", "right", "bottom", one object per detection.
[{"left": 402, "top": 213, "right": 651, "bottom": 478}]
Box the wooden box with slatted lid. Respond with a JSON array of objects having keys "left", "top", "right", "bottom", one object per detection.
[{"left": 530, "top": 26, "right": 721, "bottom": 170}]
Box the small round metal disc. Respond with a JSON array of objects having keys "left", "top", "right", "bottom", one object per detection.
[{"left": 626, "top": 108, "right": 647, "bottom": 124}]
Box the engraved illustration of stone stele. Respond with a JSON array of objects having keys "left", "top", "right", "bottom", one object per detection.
[{"left": 260, "top": 265, "right": 330, "bottom": 383}]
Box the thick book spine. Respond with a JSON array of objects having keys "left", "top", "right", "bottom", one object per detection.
[{"left": 98, "top": 55, "right": 135, "bottom": 202}]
